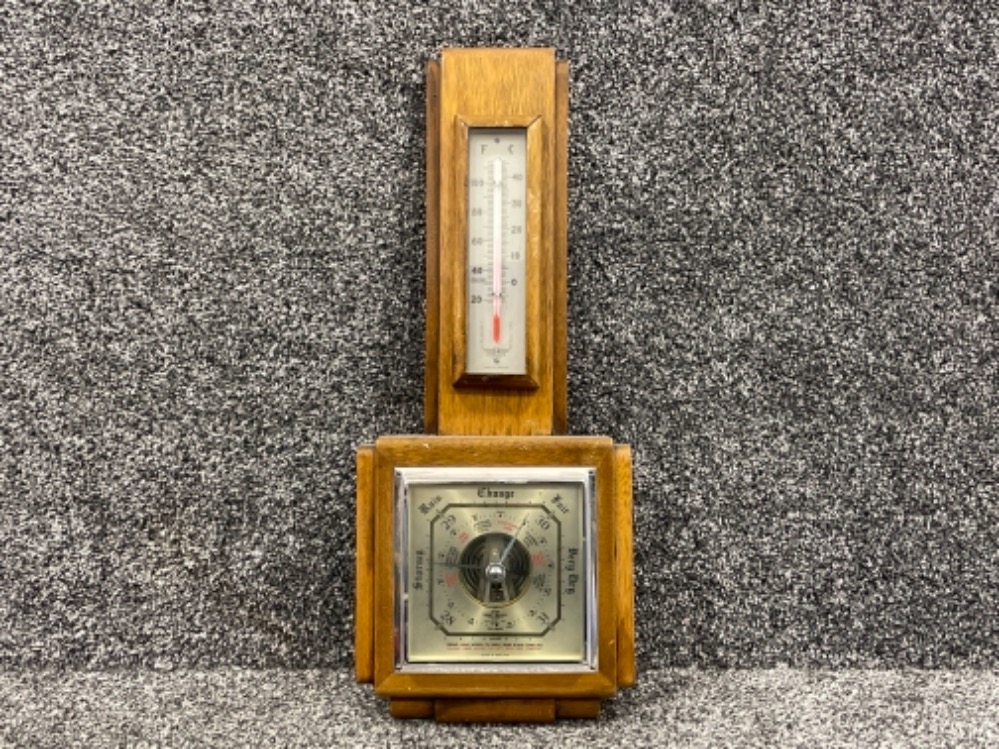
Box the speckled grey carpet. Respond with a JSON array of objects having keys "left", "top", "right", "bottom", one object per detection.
[
  {"left": 0, "top": 668, "right": 995, "bottom": 748},
  {"left": 2, "top": 0, "right": 997, "bottom": 744}
]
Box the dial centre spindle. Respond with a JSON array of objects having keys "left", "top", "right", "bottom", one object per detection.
[{"left": 485, "top": 562, "right": 506, "bottom": 582}]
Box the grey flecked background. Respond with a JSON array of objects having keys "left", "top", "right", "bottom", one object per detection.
[{"left": 2, "top": 0, "right": 998, "bottom": 744}]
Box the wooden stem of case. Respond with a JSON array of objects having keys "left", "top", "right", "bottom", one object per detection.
[{"left": 424, "top": 48, "right": 568, "bottom": 437}]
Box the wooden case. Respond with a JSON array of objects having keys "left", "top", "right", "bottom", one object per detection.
[{"left": 355, "top": 48, "right": 634, "bottom": 723}]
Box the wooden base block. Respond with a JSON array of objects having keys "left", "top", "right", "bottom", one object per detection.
[
  {"left": 389, "top": 700, "right": 435, "bottom": 719},
  {"left": 556, "top": 699, "right": 602, "bottom": 719},
  {"left": 434, "top": 699, "right": 556, "bottom": 723},
  {"left": 388, "top": 698, "right": 604, "bottom": 722}
]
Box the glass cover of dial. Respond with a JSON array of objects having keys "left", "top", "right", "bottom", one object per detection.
[{"left": 396, "top": 468, "right": 595, "bottom": 669}]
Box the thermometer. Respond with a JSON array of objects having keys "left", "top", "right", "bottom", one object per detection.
[{"left": 465, "top": 128, "right": 527, "bottom": 375}]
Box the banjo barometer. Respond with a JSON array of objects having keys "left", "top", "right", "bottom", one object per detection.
[{"left": 355, "top": 48, "right": 634, "bottom": 723}]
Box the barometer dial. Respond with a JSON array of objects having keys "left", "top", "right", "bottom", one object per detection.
[{"left": 396, "top": 469, "right": 596, "bottom": 669}]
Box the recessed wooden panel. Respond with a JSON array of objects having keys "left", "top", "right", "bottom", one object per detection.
[{"left": 452, "top": 115, "right": 543, "bottom": 391}]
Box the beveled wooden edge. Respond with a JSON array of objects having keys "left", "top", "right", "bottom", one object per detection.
[
  {"left": 374, "top": 434, "right": 613, "bottom": 465},
  {"left": 593, "top": 441, "right": 619, "bottom": 690},
  {"left": 451, "top": 114, "right": 544, "bottom": 391},
  {"left": 424, "top": 59, "right": 441, "bottom": 434},
  {"left": 615, "top": 444, "right": 636, "bottom": 687},
  {"left": 371, "top": 440, "right": 396, "bottom": 690},
  {"left": 552, "top": 60, "right": 569, "bottom": 433},
  {"left": 376, "top": 671, "right": 617, "bottom": 700},
  {"left": 354, "top": 444, "right": 375, "bottom": 683}
]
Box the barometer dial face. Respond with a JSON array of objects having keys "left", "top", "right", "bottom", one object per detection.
[{"left": 395, "top": 467, "right": 597, "bottom": 671}]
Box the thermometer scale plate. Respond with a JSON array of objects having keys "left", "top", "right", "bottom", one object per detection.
[{"left": 464, "top": 128, "right": 528, "bottom": 376}]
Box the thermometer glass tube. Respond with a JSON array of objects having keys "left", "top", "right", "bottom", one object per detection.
[{"left": 465, "top": 128, "right": 527, "bottom": 376}]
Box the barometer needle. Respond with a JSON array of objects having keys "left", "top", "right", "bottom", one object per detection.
[{"left": 499, "top": 517, "right": 528, "bottom": 566}]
